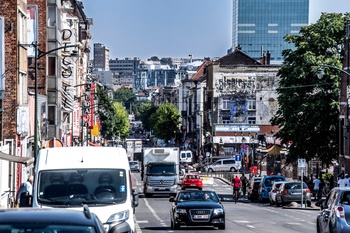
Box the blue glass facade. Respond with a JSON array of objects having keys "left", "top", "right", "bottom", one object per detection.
[{"left": 232, "top": 0, "right": 309, "bottom": 62}]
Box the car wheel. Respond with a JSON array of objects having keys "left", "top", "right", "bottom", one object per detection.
[
  {"left": 144, "top": 193, "right": 152, "bottom": 198},
  {"left": 181, "top": 187, "right": 185, "bottom": 190},
  {"left": 230, "top": 167, "right": 236, "bottom": 172},
  {"left": 199, "top": 187, "right": 202, "bottom": 190},
  {"left": 208, "top": 168, "right": 214, "bottom": 172},
  {"left": 316, "top": 220, "right": 321, "bottom": 233},
  {"left": 218, "top": 223, "right": 225, "bottom": 230},
  {"left": 173, "top": 221, "right": 180, "bottom": 230}
]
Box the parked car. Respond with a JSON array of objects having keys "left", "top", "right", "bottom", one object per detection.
[
  {"left": 181, "top": 173, "right": 203, "bottom": 190},
  {"left": 258, "top": 175, "right": 286, "bottom": 202},
  {"left": 206, "top": 158, "right": 239, "bottom": 172},
  {"left": 268, "top": 181, "right": 286, "bottom": 205},
  {"left": 247, "top": 177, "right": 262, "bottom": 202},
  {"left": 0, "top": 205, "right": 106, "bottom": 233},
  {"left": 275, "top": 181, "right": 312, "bottom": 207},
  {"left": 129, "top": 160, "right": 140, "bottom": 172},
  {"left": 169, "top": 190, "right": 225, "bottom": 230},
  {"left": 316, "top": 187, "right": 350, "bottom": 233}
]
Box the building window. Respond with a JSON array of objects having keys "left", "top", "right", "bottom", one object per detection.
[
  {"left": 248, "top": 117, "right": 256, "bottom": 124},
  {"left": 48, "top": 57, "right": 56, "bottom": 76},
  {"left": 248, "top": 99, "right": 256, "bottom": 110},
  {"left": 48, "top": 105, "right": 56, "bottom": 125},
  {"left": 222, "top": 98, "right": 231, "bottom": 110}
]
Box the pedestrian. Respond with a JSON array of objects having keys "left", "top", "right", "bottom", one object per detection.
[
  {"left": 337, "top": 173, "right": 349, "bottom": 188},
  {"left": 232, "top": 175, "right": 241, "bottom": 203},
  {"left": 318, "top": 177, "right": 325, "bottom": 200},
  {"left": 240, "top": 174, "right": 248, "bottom": 197},
  {"left": 16, "top": 175, "right": 34, "bottom": 207},
  {"left": 313, "top": 175, "right": 321, "bottom": 201},
  {"left": 345, "top": 174, "right": 350, "bottom": 187}
]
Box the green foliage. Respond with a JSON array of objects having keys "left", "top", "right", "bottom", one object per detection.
[
  {"left": 114, "top": 87, "right": 134, "bottom": 105},
  {"left": 97, "top": 87, "right": 129, "bottom": 140},
  {"left": 113, "top": 102, "right": 130, "bottom": 139},
  {"left": 139, "top": 103, "right": 157, "bottom": 131},
  {"left": 152, "top": 103, "right": 181, "bottom": 141},
  {"left": 271, "top": 13, "right": 350, "bottom": 166},
  {"left": 133, "top": 99, "right": 150, "bottom": 121}
]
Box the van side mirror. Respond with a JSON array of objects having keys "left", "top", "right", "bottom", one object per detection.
[
  {"left": 132, "top": 188, "right": 139, "bottom": 211},
  {"left": 19, "top": 192, "right": 32, "bottom": 207}
]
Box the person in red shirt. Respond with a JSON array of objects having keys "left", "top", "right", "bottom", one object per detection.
[{"left": 232, "top": 175, "right": 241, "bottom": 203}]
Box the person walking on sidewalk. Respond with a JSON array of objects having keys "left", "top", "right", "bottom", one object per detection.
[{"left": 313, "top": 175, "right": 321, "bottom": 201}]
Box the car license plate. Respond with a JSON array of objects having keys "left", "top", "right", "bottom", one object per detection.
[
  {"left": 158, "top": 188, "right": 165, "bottom": 190},
  {"left": 292, "top": 192, "right": 301, "bottom": 195},
  {"left": 190, "top": 184, "right": 196, "bottom": 186},
  {"left": 193, "top": 215, "right": 209, "bottom": 219}
]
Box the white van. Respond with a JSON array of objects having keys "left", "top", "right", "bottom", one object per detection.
[
  {"left": 28, "top": 147, "right": 139, "bottom": 233},
  {"left": 207, "top": 158, "right": 239, "bottom": 172}
]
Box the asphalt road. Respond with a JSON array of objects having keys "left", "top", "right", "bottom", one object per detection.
[{"left": 131, "top": 172, "right": 320, "bottom": 233}]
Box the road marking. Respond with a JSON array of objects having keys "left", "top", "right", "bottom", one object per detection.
[
  {"left": 144, "top": 198, "right": 163, "bottom": 222},
  {"left": 247, "top": 225, "right": 255, "bottom": 228},
  {"left": 136, "top": 220, "right": 149, "bottom": 224}
]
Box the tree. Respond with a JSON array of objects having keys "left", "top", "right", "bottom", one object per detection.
[
  {"left": 113, "top": 102, "right": 130, "bottom": 139},
  {"left": 138, "top": 102, "right": 156, "bottom": 131},
  {"left": 114, "top": 87, "right": 134, "bottom": 112},
  {"left": 271, "top": 13, "right": 350, "bottom": 165},
  {"left": 152, "top": 103, "right": 180, "bottom": 142},
  {"left": 97, "top": 87, "right": 118, "bottom": 140}
]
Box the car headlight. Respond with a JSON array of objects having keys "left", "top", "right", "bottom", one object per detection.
[
  {"left": 213, "top": 208, "right": 224, "bottom": 215},
  {"left": 107, "top": 209, "right": 130, "bottom": 223},
  {"left": 176, "top": 208, "right": 187, "bottom": 214}
]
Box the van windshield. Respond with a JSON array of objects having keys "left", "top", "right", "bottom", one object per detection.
[{"left": 37, "top": 169, "right": 127, "bottom": 206}]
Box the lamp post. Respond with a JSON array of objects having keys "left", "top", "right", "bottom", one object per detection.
[
  {"left": 30, "top": 42, "right": 78, "bottom": 160},
  {"left": 241, "top": 134, "right": 247, "bottom": 174}
]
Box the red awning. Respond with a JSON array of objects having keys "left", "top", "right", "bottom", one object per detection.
[{"left": 88, "top": 141, "right": 101, "bottom": 147}]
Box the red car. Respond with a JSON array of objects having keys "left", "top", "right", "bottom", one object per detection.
[{"left": 181, "top": 174, "right": 203, "bottom": 190}]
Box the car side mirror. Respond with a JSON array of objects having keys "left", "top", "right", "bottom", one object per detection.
[
  {"left": 169, "top": 197, "right": 175, "bottom": 202},
  {"left": 132, "top": 188, "right": 139, "bottom": 209}
]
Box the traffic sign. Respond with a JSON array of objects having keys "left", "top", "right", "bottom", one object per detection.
[
  {"left": 234, "top": 154, "right": 242, "bottom": 162},
  {"left": 298, "top": 158, "right": 306, "bottom": 168}
]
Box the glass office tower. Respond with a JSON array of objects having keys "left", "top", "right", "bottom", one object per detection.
[{"left": 231, "top": 0, "right": 309, "bottom": 63}]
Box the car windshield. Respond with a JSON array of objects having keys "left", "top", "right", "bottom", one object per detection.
[
  {"left": 285, "top": 182, "right": 308, "bottom": 189},
  {"left": 147, "top": 164, "right": 176, "bottom": 175},
  {"left": 38, "top": 169, "right": 127, "bottom": 206},
  {"left": 264, "top": 177, "right": 285, "bottom": 186},
  {"left": 0, "top": 225, "right": 97, "bottom": 233},
  {"left": 178, "top": 191, "right": 219, "bottom": 202},
  {"left": 340, "top": 191, "right": 350, "bottom": 205}
]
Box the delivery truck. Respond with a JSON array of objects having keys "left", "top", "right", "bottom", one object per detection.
[{"left": 141, "top": 147, "right": 181, "bottom": 197}]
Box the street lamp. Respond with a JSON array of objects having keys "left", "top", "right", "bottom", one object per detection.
[{"left": 29, "top": 42, "right": 79, "bottom": 160}]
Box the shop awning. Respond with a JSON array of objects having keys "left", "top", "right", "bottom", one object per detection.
[
  {"left": 0, "top": 151, "right": 34, "bottom": 166},
  {"left": 267, "top": 145, "right": 281, "bottom": 155},
  {"left": 88, "top": 141, "right": 101, "bottom": 147}
]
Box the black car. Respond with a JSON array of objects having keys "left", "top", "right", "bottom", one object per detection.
[
  {"left": 169, "top": 190, "right": 225, "bottom": 230},
  {"left": 0, "top": 205, "right": 106, "bottom": 233}
]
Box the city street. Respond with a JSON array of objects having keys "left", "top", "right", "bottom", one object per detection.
[{"left": 131, "top": 172, "right": 319, "bottom": 233}]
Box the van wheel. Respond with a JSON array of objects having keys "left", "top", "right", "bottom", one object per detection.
[
  {"left": 230, "top": 167, "right": 236, "bottom": 172},
  {"left": 208, "top": 168, "right": 214, "bottom": 172}
]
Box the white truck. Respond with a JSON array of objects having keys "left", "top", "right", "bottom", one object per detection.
[
  {"left": 141, "top": 147, "right": 181, "bottom": 197},
  {"left": 23, "top": 147, "right": 139, "bottom": 233}
]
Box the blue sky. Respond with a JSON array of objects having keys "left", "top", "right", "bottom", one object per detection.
[{"left": 81, "top": 0, "right": 350, "bottom": 60}]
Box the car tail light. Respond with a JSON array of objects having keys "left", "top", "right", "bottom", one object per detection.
[
  {"left": 272, "top": 189, "right": 277, "bottom": 193},
  {"left": 305, "top": 188, "right": 311, "bottom": 194},
  {"left": 335, "top": 206, "right": 345, "bottom": 218},
  {"left": 282, "top": 189, "right": 288, "bottom": 195}
]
